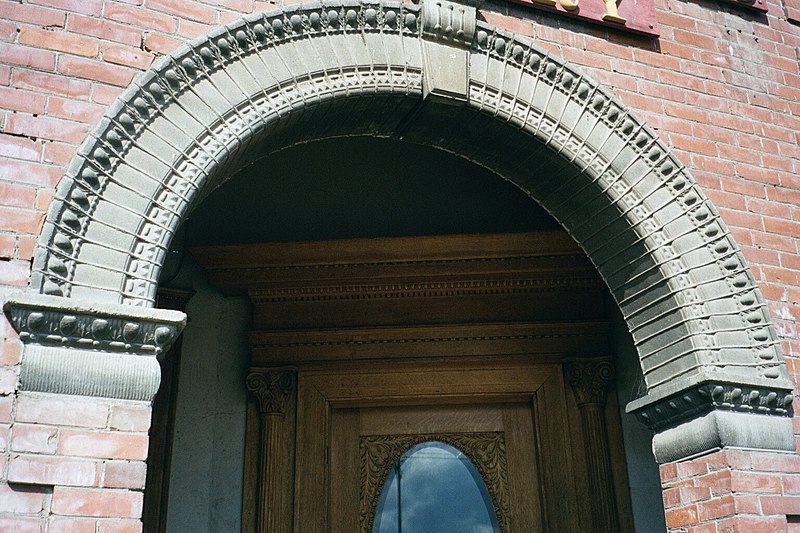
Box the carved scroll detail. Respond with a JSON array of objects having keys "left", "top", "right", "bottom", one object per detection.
[
  {"left": 359, "top": 432, "right": 509, "bottom": 533},
  {"left": 565, "top": 360, "right": 614, "bottom": 406},
  {"left": 246, "top": 370, "right": 295, "bottom": 417}
]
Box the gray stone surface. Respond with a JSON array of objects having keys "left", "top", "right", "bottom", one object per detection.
[
  {"left": 162, "top": 259, "right": 249, "bottom": 533},
  {"left": 651, "top": 410, "right": 796, "bottom": 463}
]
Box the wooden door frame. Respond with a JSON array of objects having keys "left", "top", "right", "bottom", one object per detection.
[
  {"left": 190, "top": 232, "right": 633, "bottom": 532},
  {"left": 294, "top": 359, "right": 573, "bottom": 532}
]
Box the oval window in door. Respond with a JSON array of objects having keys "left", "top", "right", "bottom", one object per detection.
[{"left": 373, "top": 441, "right": 501, "bottom": 533}]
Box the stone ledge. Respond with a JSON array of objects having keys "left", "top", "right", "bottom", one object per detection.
[
  {"left": 4, "top": 293, "right": 186, "bottom": 356},
  {"left": 627, "top": 374, "right": 795, "bottom": 433}
]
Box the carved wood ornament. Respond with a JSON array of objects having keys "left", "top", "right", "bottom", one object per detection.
[
  {"left": 359, "top": 432, "right": 510, "bottom": 533},
  {"left": 246, "top": 370, "right": 295, "bottom": 418}
]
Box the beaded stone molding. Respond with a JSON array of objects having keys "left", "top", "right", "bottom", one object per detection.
[
  {"left": 5, "top": 294, "right": 183, "bottom": 355},
  {"left": 633, "top": 380, "right": 795, "bottom": 432},
  {"left": 21, "top": 0, "right": 793, "bottom": 456}
]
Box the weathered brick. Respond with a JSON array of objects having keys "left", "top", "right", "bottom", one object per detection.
[
  {"left": 43, "top": 141, "right": 78, "bottom": 166},
  {"left": 0, "top": 158, "right": 64, "bottom": 187},
  {"left": 5, "top": 114, "right": 89, "bottom": 145},
  {"left": 0, "top": 20, "right": 16, "bottom": 42},
  {"left": 0, "top": 183, "right": 38, "bottom": 210},
  {"left": 19, "top": 27, "right": 99, "bottom": 57},
  {"left": 102, "top": 460, "right": 147, "bottom": 490},
  {"left": 0, "top": 42, "right": 56, "bottom": 71},
  {"left": 104, "top": 3, "right": 178, "bottom": 33},
  {"left": 148, "top": 0, "right": 217, "bottom": 23},
  {"left": 698, "top": 494, "right": 736, "bottom": 521},
  {"left": 16, "top": 394, "right": 110, "bottom": 428},
  {"left": 91, "top": 83, "right": 124, "bottom": 106},
  {"left": 47, "top": 517, "right": 97, "bottom": 533},
  {"left": 13, "top": 70, "right": 91, "bottom": 99},
  {"left": 0, "top": 517, "right": 44, "bottom": 533},
  {"left": 0, "top": 3, "right": 65, "bottom": 27},
  {"left": 8, "top": 454, "right": 99, "bottom": 487},
  {"left": 0, "top": 208, "right": 43, "bottom": 237},
  {"left": 11, "top": 423, "right": 59, "bottom": 454},
  {"left": 108, "top": 403, "right": 152, "bottom": 433},
  {"left": 16, "top": 235, "right": 37, "bottom": 262},
  {"left": 31, "top": 0, "right": 103, "bottom": 16},
  {"left": 0, "top": 87, "right": 47, "bottom": 115},
  {"left": 47, "top": 96, "right": 106, "bottom": 125},
  {"left": 665, "top": 504, "right": 700, "bottom": 528},
  {"left": 0, "top": 136, "right": 42, "bottom": 163},
  {"left": 68, "top": 15, "right": 142, "bottom": 47},
  {"left": 58, "top": 430, "right": 149, "bottom": 461},
  {"left": 57, "top": 56, "right": 137, "bottom": 87},
  {"left": 0, "top": 235, "right": 15, "bottom": 260},
  {"left": 96, "top": 519, "right": 143, "bottom": 533},
  {"left": 100, "top": 43, "right": 154, "bottom": 70},
  {"left": 761, "top": 495, "right": 800, "bottom": 515},
  {"left": 51, "top": 487, "right": 143, "bottom": 518},
  {"left": 0, "top": 483, "right": 47, "bottom": 514},
  {"left": 142, "top": 32, "right": 182, "bottom": 55}
]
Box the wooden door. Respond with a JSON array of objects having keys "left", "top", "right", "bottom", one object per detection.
[
  {"left": 293, "top": 359, "right": 582, "bottom": 532},
  {"left": 191, "top": 232, "right": 633, "bottom": 532}
]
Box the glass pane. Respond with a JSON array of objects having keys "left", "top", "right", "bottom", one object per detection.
[{"left": 373, "top": 441, "right": 500, "bottom": 533}]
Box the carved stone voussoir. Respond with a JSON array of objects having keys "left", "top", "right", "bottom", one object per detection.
[
  {"left": 4, "top": 293, "right": 186, "bottom": 355},
  {"left": 630, "top": 381, "right": 795, "bottom": 433},
  {"left": 246, "top": 369, "right": 296, "bottom": 417},
  {"left": 421, "top": 0, "right": 480, "bottom": 47}
]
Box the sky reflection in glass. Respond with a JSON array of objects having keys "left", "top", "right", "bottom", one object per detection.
[{"left": 373, "top": 441, "right": 500, "bottom": 533}]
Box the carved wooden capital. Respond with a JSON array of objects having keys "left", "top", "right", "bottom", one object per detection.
[
  {"left": 565, "top": 360, "right": 615, "bottom": 407},
  {"left": 246, "top": 369, "right": 296, "bottom": 417}
]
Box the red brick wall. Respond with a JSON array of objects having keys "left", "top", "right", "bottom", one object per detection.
[
  {"left": 661, "top": 449, "right": 800, "bottom": 532},
  {"left": 0, "top": 0, "right": 798, "bottom": 530}
]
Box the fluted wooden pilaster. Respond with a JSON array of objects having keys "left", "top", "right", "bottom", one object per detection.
[
  {"left": 246, "top": 369, "right": 297, "bottom": 533},
  {"left": 566, "top": 360, "right": 618, "bottom": 533}
]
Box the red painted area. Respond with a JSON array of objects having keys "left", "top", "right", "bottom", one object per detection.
[{"left": 511, "top": 0, "right": 660, "bottom": 36}]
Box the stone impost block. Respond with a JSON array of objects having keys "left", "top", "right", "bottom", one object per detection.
[
  {"left": 4, "top": 293, "right": 186, "bottom": 402},
  {"left": 627, "top": 371, "right": 796, "bottom": 463},
  {"left": 649, "top": 410, "right": 796, "bottom": 464}
]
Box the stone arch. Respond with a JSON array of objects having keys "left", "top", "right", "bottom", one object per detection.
[{"left": 10, "top": 0, "right": 792, "bottom": 461}]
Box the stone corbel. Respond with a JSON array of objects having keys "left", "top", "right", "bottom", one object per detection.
[
  {"left": 420, "top": 0, "right": 482, "bottom": 102},
  {"left": 4, "top": 293, "right": 186, "bottom": 402},
  {"left": 627, "top": 372, "right": 796, "bottom": 463}
]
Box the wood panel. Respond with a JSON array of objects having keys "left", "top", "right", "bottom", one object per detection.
[{"left": 298, "top": 360, "right": 561, "bottom": 532}]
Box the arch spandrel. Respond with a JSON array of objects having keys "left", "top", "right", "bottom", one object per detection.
[{"left": 5, "top": 0, "right": 792, "bottom": 462}]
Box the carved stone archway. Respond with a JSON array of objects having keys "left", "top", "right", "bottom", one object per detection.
[{"left": 4, "top": 0, "right": 794, "bottom": 462}]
